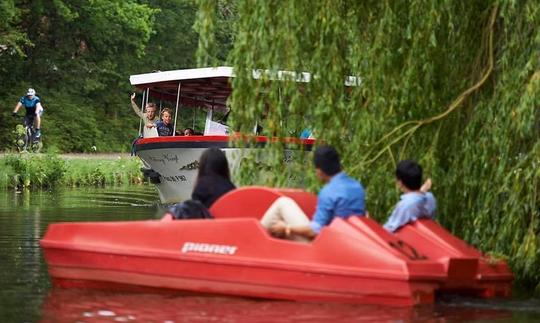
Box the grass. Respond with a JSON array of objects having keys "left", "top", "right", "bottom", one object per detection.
[{"left": 0, "top": 153, "right": 145, "bottom": 189}]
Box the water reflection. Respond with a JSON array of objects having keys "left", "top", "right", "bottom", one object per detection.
[
  {"left": 1, "top": 187, "right": 540, "bottom": 322},
  {"left": 40, "top": 289, "right": 522, "bottom": 323},
  {"left": 0, "top": 186, "right": 160, "bottom": 322}
]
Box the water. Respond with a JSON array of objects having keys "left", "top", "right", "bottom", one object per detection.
[{"left": 0, "top": 186, "right": 539, "bottom": 322}]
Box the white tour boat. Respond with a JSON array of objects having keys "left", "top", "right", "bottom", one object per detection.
[{"left": 130, "top": 66, "right": 357, "bottom": 203}]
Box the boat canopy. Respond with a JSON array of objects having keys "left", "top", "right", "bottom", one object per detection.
[{"left": 129, "top": 66, "right": 361, "bottom": 111}]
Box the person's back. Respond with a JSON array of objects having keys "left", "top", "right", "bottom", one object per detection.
[
  {"left": 191, "top": 148, "right": 236, "bottom": 208},
  {"left": 313, "top": 172, "right": 365, "bottom": 228},
  {"left": 263, "top": 145, "right": 365, "bottom": 241},
  {"left": 383, "top": 160, "right": 436, "bottom": 233},
  {"left": 192, "top": 175, "right": 235, "bottom": 208}
]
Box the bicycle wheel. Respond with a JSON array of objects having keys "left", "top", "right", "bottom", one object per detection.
[{"left": 31, "top": 140, "right": 43, "bottom": 153}]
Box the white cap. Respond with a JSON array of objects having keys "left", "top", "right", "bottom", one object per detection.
[{"left": 26, "top": 88, "right": 36, "bottom": 96}]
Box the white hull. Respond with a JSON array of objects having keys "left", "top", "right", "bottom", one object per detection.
[
  {"left": 137, "top": 147, "right": 242, "bottom": 203},
  {"left": 134, "top": 136, "right": 313, "bottom": 204}
]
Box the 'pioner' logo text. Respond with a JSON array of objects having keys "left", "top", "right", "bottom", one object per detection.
[{"left": 181, "top": 242, "right": 237, "bottom": 255}]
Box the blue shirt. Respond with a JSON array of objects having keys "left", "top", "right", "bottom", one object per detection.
[
  {"left": 20, "top": 96, "right": 41, "bottom": 115},
  {"left": 310, "top": 172, "right": 365, "bottom": 233},
  {"left": 155, "top": 121, "right": 173, "bottom": 136},
  {"left": 383, "top": 192, "right": 437, "bottom": 232},
  {"left": 299, "top": 128, "right": 312, "bottom": 139}
]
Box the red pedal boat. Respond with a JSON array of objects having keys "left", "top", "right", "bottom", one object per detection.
[{"left": 40, "top": 187, "right": 512, "bottom": 306}]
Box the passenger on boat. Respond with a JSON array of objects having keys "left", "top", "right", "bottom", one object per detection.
[
  {"left": 184, "top": 128, "right": 195, "bottom": 136},
  {"left": 155, "top": 108, "right": 174, "bottom": 136},
  {"left": 383, "top": 160, "right": 436, "bottom": 233},
  {"left": 130, "top": 93, "right": 159, "bottom": 137},
  {"left": 299, "top": 128, "right": 315, "bottom": 139},
  {"left": 192, "top": 148, "right": 236, "bottom": 208},
  {"left": 262, "top": 145, "right": 365, "bottom": 241}
]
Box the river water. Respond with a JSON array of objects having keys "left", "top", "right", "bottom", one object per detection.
[{"left": 0, "top": 186, "right": 539, "bottom": 322}]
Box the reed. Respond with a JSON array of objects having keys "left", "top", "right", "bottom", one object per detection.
[{"left": 0, "top": 154, "right": 144, "bottom": 189}]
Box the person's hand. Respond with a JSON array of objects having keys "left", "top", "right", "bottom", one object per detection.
[
  {"left": 12, "top": 112, "right": 17, "bottom": 117},
  {"left": 269, "top": 220, "right": 289, "bottom": 238},
  {"left": 365, "top": 211, "right": 370, "bottom": 218},
  {"left": 145, "top": 123, "right": 155, "bottom": 128},
  {"left": 421, "top": 178, "right": 432, "bottom": 193},
  {"left": 131, "top": 93, "right": 136, "bottom": 101}
]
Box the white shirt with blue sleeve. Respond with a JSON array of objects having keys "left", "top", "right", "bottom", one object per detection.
[{"left": 383, "top": 192, "right": 436, "bottom": 233}]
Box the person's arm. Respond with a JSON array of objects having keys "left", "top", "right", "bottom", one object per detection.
[
  {"left": 270, "top": 189, "right": 333, "bottom": 240},
  {"left": 383, "top": 202, "right": 412, "bottom": 233},
  {"left": 270, "top": 220, "right": 317, "bottom": 239},
  {"left": 420, "top": 178, "right": 432, "bottom": 193},
  {"left": 130, "top": 93, "right": 144, "bottom": 119},
  {"left": 13, "top": 102, "right": 22, "bottom": 114}
]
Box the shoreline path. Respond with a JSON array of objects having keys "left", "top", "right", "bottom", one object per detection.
[{"left": 0, "top": 153, "right": 134, "bottom": 159}]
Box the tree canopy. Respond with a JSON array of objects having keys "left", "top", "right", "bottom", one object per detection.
[
  {"left": 0, "top": 0, "right": 200, "bottom": 152},
  {"left": 196, "top": 0, "right": 540, "bottom": 289}
]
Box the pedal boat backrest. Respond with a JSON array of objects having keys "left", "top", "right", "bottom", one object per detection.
[{"left": 209, "top": 186, "right": 318, "bottom": 220}]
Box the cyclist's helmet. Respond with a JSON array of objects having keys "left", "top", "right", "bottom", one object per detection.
[{"left": 26, "top": 88, "right": 36, "bottom": 96}]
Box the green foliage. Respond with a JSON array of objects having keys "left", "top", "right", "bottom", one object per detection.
[
  {"left": 0, "top": 0, "right": 212, "bottom": 153},
  {"left": 61, "top": 157, "right": 144, "bottom": 187},
  {"left": 1, "top": 154, "right": 66, "bottom": 189},
  {"left": 0, "top": 154, "right": 144, "bottom": 189},
  {"left": 197, "top": 0, "right": 540, "bottom": 287}
]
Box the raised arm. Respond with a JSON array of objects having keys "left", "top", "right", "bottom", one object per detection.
[{"left": 130, "top": 93, "right": 144, "bottom": 119}]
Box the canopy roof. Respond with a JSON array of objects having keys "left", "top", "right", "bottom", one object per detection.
[{"left": 129, "top": 66, "right": 360, "bottom": 110}]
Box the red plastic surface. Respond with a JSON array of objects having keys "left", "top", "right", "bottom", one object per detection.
[
  {"left": 40, "top": 187, "right": 513, "bottom": 305},
  {"left": 210, "top": 186, "right": 317, "bottom": 220},
  {"left": 137, "top": 135, "right": 315, "bottom": 146},
  {"left": 394, "top": 219, "right": 513, "bottom": 297},
  {"left": 41, "top": 216, "right": 446, "bottom": 306}
]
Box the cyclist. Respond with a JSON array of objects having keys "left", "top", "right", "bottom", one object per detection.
[{"left": 12, "top": 88, "right": 44, "bottom": 139}]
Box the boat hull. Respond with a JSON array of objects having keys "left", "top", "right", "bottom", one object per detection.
[
  {"left": 41, "top": 216, "right": 445, "bottom": 306},
  {"left": 134, "top": 136, "right": 314, "bottom": 203}
]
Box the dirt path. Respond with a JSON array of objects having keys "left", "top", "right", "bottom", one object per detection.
[
  {"left": 59, "top": 153, "right": 133, "bottom": 160},
  {"left": 0, "top": 152, "right": 134, "bottom": 159}
]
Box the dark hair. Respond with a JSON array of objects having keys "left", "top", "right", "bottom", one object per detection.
[
  {"left": 197, "top": 148, "right": 231, "bottom": 181},
  {"left": 313, "top": 145, "right": 341, "bottom": 176},
  {"left": 396, "top": 160, "right": 422, "bottom": 190},
  {"left": 168, "top": 199, "right": 213, "bottom": 220}
]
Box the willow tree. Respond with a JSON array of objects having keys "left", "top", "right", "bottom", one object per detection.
[{"left": 196, "top": 0, "right": 540, "bottom": 289}]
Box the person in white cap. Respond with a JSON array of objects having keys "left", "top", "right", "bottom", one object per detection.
[{"left": 12, "top": 88, "right": 44, "bottom": 139}]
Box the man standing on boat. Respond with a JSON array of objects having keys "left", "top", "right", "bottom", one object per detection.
[{"left": 130, "top": 93, "right": 159, "bottom": 138}]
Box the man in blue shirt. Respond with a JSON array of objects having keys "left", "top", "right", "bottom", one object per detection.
[
  {"left": 12, "top": 88, "right": 44, "bottom": 139},
  {"left": 267, "top": 145, "right": 365, "bottom": 240},
  {"left": 383, "top": 160, "right": 436, "bottom": 232}
]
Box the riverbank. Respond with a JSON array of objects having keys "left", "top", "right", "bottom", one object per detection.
[{"left": 0, "top": 153, "right": 144, "bottom": 189}]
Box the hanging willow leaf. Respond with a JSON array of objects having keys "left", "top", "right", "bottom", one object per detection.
[{"left": 195, "top": 0, "right": 540, "bottom": 287}]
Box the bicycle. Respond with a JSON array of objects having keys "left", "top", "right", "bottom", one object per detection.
[{"left": 14, "top": 115, "right": 43, "bottom": 153}]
